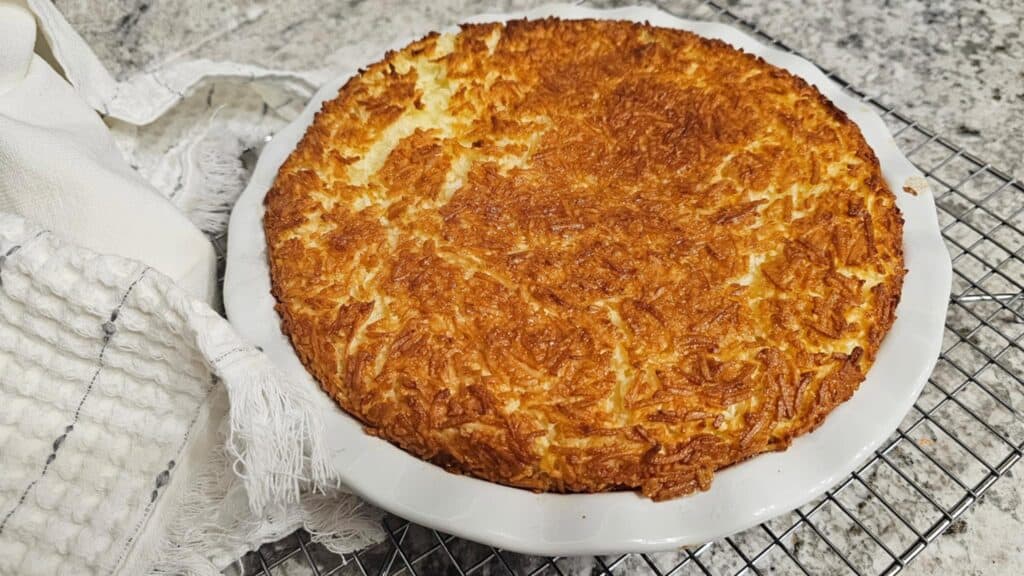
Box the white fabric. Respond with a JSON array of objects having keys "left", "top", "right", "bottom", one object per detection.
[
  {"left": 0, "top": 2, "right": 35, "bottom": 90},
  {"left": 0, "top": 3, "right": 383, "bottom": 575},
  {"left": 25, "top": 0, "right": 318, "bottom": 126},
  {"left": 0, "top": 214, "right": 382, "bottom": 575},
  {"left": 0, "top": 3, "right": 217, "bottom": 304}
]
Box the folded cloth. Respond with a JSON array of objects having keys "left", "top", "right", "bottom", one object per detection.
[
  {"left": 0, "top": 0, "right": 216, "bottom": 304},
  {"left": 0, "top": 3, "right": 382, "bottom": 575},
  {"left": 0, "top": 212, "right": 381, "bottom": 575}
]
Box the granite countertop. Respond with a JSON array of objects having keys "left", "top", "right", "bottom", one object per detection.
[{"left": 54, "top": 0, "right": 1023, "bottom": 574}]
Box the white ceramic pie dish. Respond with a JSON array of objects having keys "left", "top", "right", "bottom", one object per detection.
[{"left": 224, "top": 4, "right": 952, "bottom": 556}]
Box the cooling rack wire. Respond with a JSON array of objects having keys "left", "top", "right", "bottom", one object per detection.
[{"left": 226, "top": 1, "right": 1024, "bottom": 574}]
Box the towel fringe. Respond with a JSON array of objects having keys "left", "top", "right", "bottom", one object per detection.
[
  {"left": 147, "top": 385, "right": 382, "bottom": 575},
  {"left": 219, "top": 352, "right": 335, "bottom": 512},
  {"left": 177, "top": 121, "right": 250, "bottom": 237}
]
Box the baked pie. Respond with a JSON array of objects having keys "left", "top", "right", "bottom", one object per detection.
[{"left": 264, "top": 18, "right": 905, "bottom": 500}]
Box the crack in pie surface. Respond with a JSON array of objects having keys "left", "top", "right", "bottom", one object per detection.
[{"left": 264, "top": 18, "right": 905, "bottom": 500}]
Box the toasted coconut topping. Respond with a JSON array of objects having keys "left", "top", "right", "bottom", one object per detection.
[{"left": 265, "top": 18, "right": 905, "bottom": 500}]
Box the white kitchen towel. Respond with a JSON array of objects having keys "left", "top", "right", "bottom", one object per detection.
[
  {"left": 0, "top": 0, "right": 217, "bottom": 305},
  {"left": 20, "top": 0, "right": 414, "bottom": 247},
  {"left": 0, "top": 2, "right": 383, "bottom": 575},
  {"left": 0, "top": 213, "right": 381, "bottom": 576}
]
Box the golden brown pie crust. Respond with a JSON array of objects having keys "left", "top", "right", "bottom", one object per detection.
[{"left": 264, "top": 18, "right": 905, "bottom": 500}]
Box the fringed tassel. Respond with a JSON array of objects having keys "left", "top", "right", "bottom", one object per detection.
[
  {"left": 147, "top": 385, "right": 382, "bottom": 575},
  {"left": 302, "top": 491, "right": 384, "bottom": 556},
  {"left": 179, "top": 299, "right": 335, "bottom": 513},
  {"left": 218, "top": 351, "right": 335, "bottom": 513},
  {"left": 147, "top": 401, "right": 299, "bottom": 575},
  {"left": 176, "top": 116, "right": 250, "bottom": 237}
]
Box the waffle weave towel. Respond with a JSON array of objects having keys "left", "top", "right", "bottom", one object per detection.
[{"left": 0, "top": 214, "right": 381, "bottom": 575}]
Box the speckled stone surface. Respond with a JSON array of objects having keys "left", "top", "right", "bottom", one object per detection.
[
  {"left": 52, "top": 1, "right": 1023, "bottom": 574},
  {"left": 54, "top": 0, "right": 1024, "bottom": 176},
  {"left": 721, "top": 0, "right": 1023, "bottom": 178}
]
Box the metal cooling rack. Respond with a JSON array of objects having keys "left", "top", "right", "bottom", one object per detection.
[{"left": 227, "top": 1, "right": 1024, "bottom": 574}]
